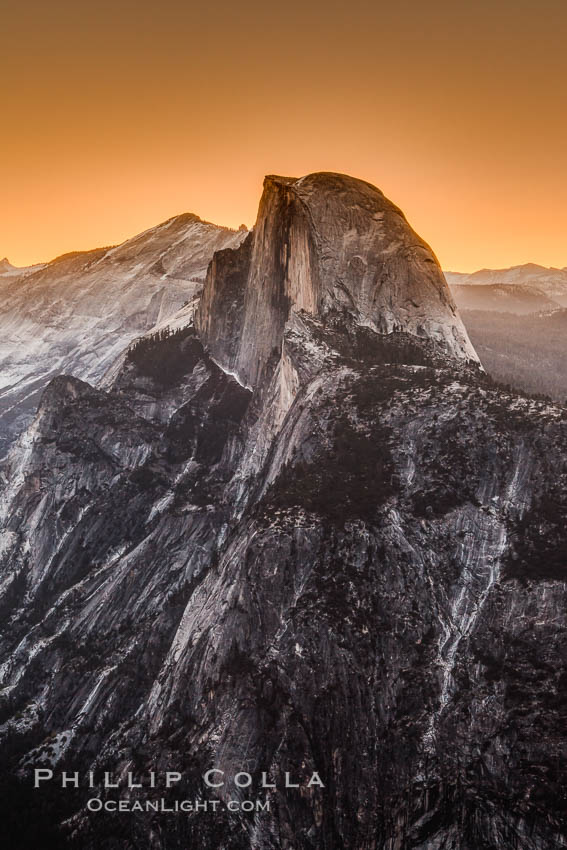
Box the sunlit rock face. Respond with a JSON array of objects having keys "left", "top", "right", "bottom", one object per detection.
[
  {"left": 196, "top": 173, "right": 478, "bottom": 389},
  {"left": 0, "top": 215, "right": 247, "bottom": 456},
  {"left": 1, "top": 175, "right": 567, "bottom": 850}
]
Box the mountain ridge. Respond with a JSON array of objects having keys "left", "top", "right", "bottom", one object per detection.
[
  {"left": 446, "top": 263, "right": 567, "bottom": 288},
  {"left": 0, "top": 174, "right": 566, "bottom": 849},
  {"left": 0, "top": 214, "right": 248, "bottom": 456}
]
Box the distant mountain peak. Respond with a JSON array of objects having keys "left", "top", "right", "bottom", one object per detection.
[
  {"left": 162, "top": 212, "right": 203, "bottom": 227},
  {"left": 159, "top": 211, "right": 246, "bottom": 234}
]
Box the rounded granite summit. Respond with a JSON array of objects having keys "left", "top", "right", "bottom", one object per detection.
[{"left": 196, "top": 171, "right": 480, "bottom": 388}]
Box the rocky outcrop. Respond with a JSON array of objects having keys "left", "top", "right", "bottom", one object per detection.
[
  {"left": 0, "top": 174, "right": 566, "bottom": 850},
  {"left": 0, "top": 258, "right": 15, "bottom": 275},
  {"left": 196, "top": 173, "right": 478, "bottom": 389}
]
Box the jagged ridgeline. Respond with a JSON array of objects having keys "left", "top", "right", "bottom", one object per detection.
[{"left": 1, "top": 173, "right": 567, "bottom": 849}]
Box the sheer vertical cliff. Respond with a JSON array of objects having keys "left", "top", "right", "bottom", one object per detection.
[
  {"left": 0, "top": 174, "right": 566, "bottom": 850},
  {"left": 195, "top": 173, "right": 478, "bottom": 390}
]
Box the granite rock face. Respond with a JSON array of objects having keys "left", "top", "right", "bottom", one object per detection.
[
  {"left": 0, "top": 215, "right": 247, "bottom": 457},
  {"left": 196, "top": 173, "right": 478, "bottom": 389},
  {"left": 0, "top": 174, "right": 566, "bottom": 850}
]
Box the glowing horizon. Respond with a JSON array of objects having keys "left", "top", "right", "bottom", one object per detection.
[{"left": 2, "top": 0, "right": 566, "bottom": 272}]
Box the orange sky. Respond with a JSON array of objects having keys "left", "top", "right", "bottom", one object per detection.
[{"left": 2, "top": 0, "right": 566, "bottom": 271}]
